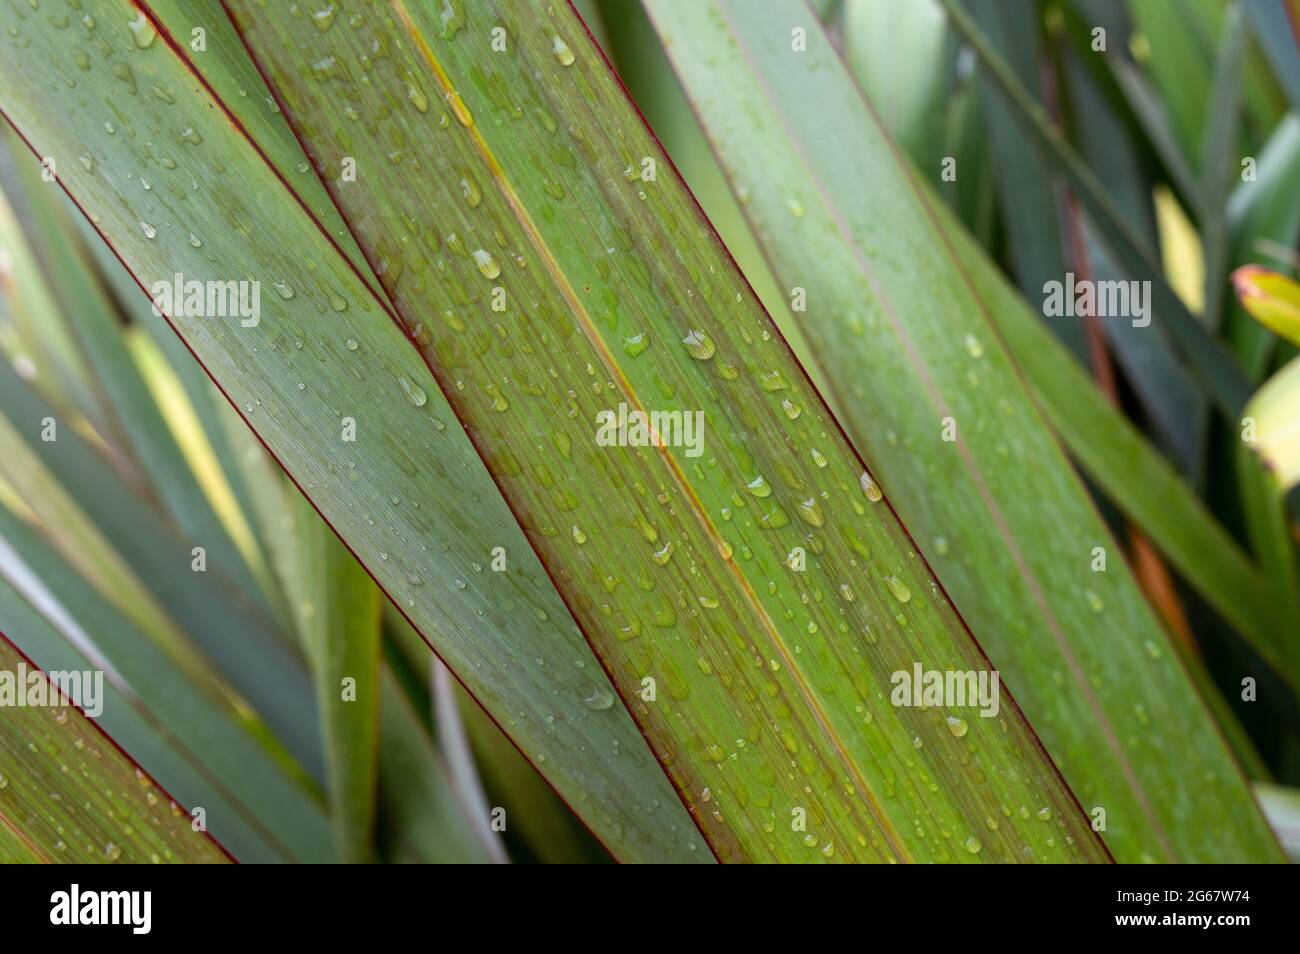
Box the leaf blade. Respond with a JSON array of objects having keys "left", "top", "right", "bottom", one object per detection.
[
  {"left": 226, "top": 0, "right": 1108, "bottom": 862},
  {"left": 0, "top": 0, "right": 701, "bottom": 862},
  {"left": 0, "top": 631, "right": 232, "bottom": 864},
  {"left": 644, "top": 0, "right": 1283, "bottom": 861}
]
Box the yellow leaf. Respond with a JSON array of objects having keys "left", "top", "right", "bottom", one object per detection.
[{"left": 1232, "top": 266, "right": 1300, "bottom": 348}]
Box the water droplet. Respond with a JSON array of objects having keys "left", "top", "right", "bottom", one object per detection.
[
  {"left": 188, "top": 233, "right": 202, "bottom": 248},
  {"left": 946, "top": 716, "right": 967, "bottom": 738},
  {"left": 345, "top": 337, "right": 358, "bottom": 351},
  {"left": 681, "top": 329, "right": 715, "bottom": 360},
  {"left": 406, "top": 73, "right": 429, "bottom": 113},
  {"left": 859, "top": 470, "right": 882, "bottom": 501},
  {"left": 883, "top": 575, "right": 911, "bottom": 603},
  {"left": 127, "top": 10, "right": 155, "bottom": 48},
  {"left": 796, "top": 497, "right": 824, "bottom": 527},
  {"left": 472, "top": 248, "right": 500, "bottom": 279},
  {"left": 459, "top": 173, "right": 481, "bottom": 208},
  {"left": 272, "top": 281, "right": 295, "bottom": 299},
  {"left": 552, "top": 36, "right": 575, "bottom": 66},
  {"left": 312, "top": 4, "right": 337, "bottom": 31},
  {"left": 139, "top": 221, "right": 156, "bottom": 240},
  {"left": 745, "top": 474, "right": 772, "bottom": 498},
  {"left": 582, "top": 685, "right": 614, "bottom": 710},
  {"left": 438, "top": 0, "right": 464, "bottom": 38},
  {"left": 623, "top": 332, "right": 649, "bottom": 357},
  {"left": 399, "top": 376, "right": 427, "bottom": 407},
  {"left": 962, "top": 835, "right": 981, "bottom": 854}
]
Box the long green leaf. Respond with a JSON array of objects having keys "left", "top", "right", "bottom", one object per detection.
[
  {"left": 0, "top": 0, "right": 699, "bottom": 862},
  {"left": 285, "top": 491, "right": 381, "bottom": 863},
  {"left": 222, "top": 0, "right": 1105, "bottom": 862},
  {"left": 645, "top": 0, "right": 1283, "bottom": 861},
  {"left": 0, "top": 631, "right": 231, "bottom": 863},
  {"left": 937, "top": 218, "right": 1285, "bottom": 672}
]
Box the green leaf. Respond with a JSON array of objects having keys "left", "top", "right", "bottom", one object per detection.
[
  {"left": 0, "top": 179, "right": 101, "bottom": 430},
  {"left": 0, "top": 631, "right": 231, "bottom": 863},
  {"left": 592, "top": 0, "right": 825, "bottom": 389},
  {"left": 285, "top": 490, "right": 381, "bottom": 863},
  {"left": 223, "top": 0, "right": 1105, "bottom": 861},
  {"left": 645, "top": 0, "right": 1284, "bottom": 861},
  {"left": 1235, "top": 435, "right": 1300, "bottom": 663},
  {"left": 934, "top": 205, "right": 1283, "bottom": 668},
  {"left": 0, "top": 0, "right": 699, "bottom": 862}
]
